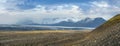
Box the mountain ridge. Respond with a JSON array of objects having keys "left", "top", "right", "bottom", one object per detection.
[
  {"left": 69, "top": 14, "right": 120, "bottom": 46},
  {"left": 46, "top": 17, "right": 106, "bottom": 27}
]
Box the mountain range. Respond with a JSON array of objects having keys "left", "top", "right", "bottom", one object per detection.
[
  {"left": 17, "top": 17, "right": 106, "bottom": 28},
  {"left": 41, "top": 17, "right": 106, "bottom": 28},
  {"left": 0, "top": 17, "right": 106, "bottom": 30}
]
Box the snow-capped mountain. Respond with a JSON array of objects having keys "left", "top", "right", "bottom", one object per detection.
[
  {"left": 15, "top": 17, "right": 106, "bottom": 28},
  {"left": 45, "top": 17, "right": 106, "bottom": 27}
]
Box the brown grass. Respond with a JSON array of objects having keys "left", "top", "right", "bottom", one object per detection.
[{"left": 0, "top": 30, "right": 91, "bottom": 46}]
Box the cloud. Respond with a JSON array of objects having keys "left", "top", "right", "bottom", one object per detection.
[
  {"left": 0, "top": 0, "right": 120, "bottom": 24},
  {"left": 0, "top": 3, "right": 85, "bottom": 24},
  {"left": 91, "top": 1, "right": 110, "bottom": 8},
  {"left": 85, "top": 1, "right": 120, "bottom": 20}
]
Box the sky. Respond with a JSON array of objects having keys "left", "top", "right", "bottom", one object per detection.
[{"left": 0, "top": 0, "right": 120, "bottom": 24}]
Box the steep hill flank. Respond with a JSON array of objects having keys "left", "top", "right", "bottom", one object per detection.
[{"left": 69, "top": 14, "right": 120, "bottom": 46}]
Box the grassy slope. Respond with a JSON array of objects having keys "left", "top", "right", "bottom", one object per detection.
[
  {"left": 103, "top": 14, "right": 120, "bottom": 26},
  {"left": 68, "top": 14, "right": 120, "bottom": 46}
]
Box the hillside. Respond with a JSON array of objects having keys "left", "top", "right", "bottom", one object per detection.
[{"left": 67, "top": 14, "right": 120, "bottom": 46}]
